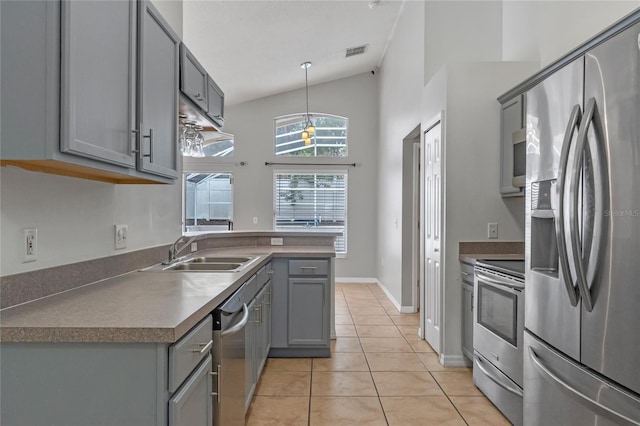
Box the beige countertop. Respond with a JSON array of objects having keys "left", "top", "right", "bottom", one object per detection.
[{"left": 0, "top": 246, "right": 334, "bottom": 344}]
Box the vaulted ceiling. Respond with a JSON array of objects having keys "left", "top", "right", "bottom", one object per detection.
[{"left": 183, "top": 0, "right": 404, "bottom": 106}]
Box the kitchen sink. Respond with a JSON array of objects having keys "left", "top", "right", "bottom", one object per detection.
[
  {"left": 165, "top": 262, "right": 243, "bottom": 271},
  {"left": 141, "top": 254, "right": 259, "bottom": 272},
  {"left": 187, "top": 256, "right": 253, "bottom": 264}
]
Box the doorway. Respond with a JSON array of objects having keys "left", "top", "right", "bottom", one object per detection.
[{"left": 401, "top": 126, "right": 421, "bottom": 316}]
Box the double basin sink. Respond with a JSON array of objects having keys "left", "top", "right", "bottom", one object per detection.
[{"left": 143, "top": 256, "right": 258, "bottom": 272}]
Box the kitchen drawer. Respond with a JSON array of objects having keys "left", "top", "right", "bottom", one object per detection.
[
  {"left": 256, "top": 265, "right": 268, "bottom": 288},
  {"left": 169, "top": 315, "right": 213, "bottom": 393},
  {"left": 289, "top": 259, "right": 329, "bottom": 276}
]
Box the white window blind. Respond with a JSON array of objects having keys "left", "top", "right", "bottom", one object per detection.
[{"left": 274, "top": 172, "right": 347, "bottom": 254}]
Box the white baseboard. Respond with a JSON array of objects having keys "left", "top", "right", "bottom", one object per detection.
[
  {"left": 336, "top": 278, "right": 417, "bottom": 314},
  {"left": 335, "top": 277, "right": 378, "bottom": 284},
  {"left": 439, "top": 354, "right": 471, "bottom": 368}
]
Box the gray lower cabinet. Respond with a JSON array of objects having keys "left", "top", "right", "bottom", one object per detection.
[
  {"left": 169, "top": 355, "right": 213, "bottom": 426},
  {"left": 0, "top": 316, "right": 213, "bottom": 426},
  {"left": 270, "top": 258, "right": 332, "bottom": 357},
  {"left": 461, "top": 261, "right": 475, "bottom": 362},
  {"left": 244, "top": 263, "right": 273, "bottom": 412},
  {"left": 0, "top": 0, "right": 179, "bottom": 184},
  {"left": 245, "top": 296, "right": 258, "bottom": 411}
]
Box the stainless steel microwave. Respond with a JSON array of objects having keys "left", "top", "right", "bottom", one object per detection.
[{"left": 512, "top": 128, "right": 526, "bottom": 188}]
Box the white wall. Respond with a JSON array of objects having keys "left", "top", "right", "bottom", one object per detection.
[
  {"left": 188, "top": 73, "right": 379, "bottom": 278},
  {"left": 377, "top": 0, "right": 426, "bottom": 305},
  {"left": 424, "top": 1, "right": 503, "bottom": 83},
  {"left": 503, "top": 1, "right": 640, "bottom": 64},
  {"left": 151, "top": 0, "right": 183, "bottom": 38}
]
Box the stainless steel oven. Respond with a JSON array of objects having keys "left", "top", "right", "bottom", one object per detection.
[{"left": 473, "top": 260, "right": 525, "bottom": 425}]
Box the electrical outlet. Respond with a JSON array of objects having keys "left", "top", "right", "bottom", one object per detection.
[
  {"left": 253, "top": 217, "right": 258, "bottom": 224},
  {"left": 23, "top": 228, "right": 37, "bottom": 263},
  {"left": 191, "top": 242, "right": 198, "bottom": 252},
  {"left": 271, "top": 237, "right": 283, "bottom": 246},
  {"left": 114, "top": 224, "right": 128, "bottom": 249},
  {"left": 488, "top": 223, "right": 498, "bottom": 239}
]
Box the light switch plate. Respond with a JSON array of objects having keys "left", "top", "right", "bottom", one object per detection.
[
  {"left": 114, "top": 224, "right": 128, "bottom": 250},
  {"left": 24, "top": 228, "right": 37, "bottom": 262},
  {"left": 271, "top": 237, "right": 283, "bottom": 246},
  {"left": 488, "top": 223, "right": 498, "bottom": 239}
]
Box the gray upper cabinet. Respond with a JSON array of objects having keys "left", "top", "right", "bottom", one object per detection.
[
  {"left": 0, "top": 0, "right": 179, "bottom": 184},
  {"left": 206, "top": 76, "right": 225, "bottom": 128},
  {"left": 138, "top": 0, "right": 180, "bottom": 178},
  {"left": 500, "top": 95, "right": 525, "bottom": 197},
  {"left": 180, "top": 45, "right": 209, "bottom": 111},
  {"left": 60, "top": 0, "right": 137, "bottom": 168}
]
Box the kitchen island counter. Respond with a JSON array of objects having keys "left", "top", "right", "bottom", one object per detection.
[{"left": 0, "top": 245, "right": 335, "bottom": 344}]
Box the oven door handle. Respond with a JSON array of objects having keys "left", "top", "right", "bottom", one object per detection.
[
  {"left": 221, "top": 303, "right": 249, "bottom": 337},
  {"left": 475, "top": 271, "right": 524, "bottom": 292},
  {"left": 474, "top": 354, "right": 523, "bottom": 397}
]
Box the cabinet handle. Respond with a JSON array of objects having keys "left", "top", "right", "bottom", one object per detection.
[
  {"left": 471, "top": 294, "right": 474, "bottom": 312},
  {"left": 142, "top": 129, "right": 154, "bottom": 163},
  {"left": 461, "top": 272, "right": 471, "bottom": 276},
  {"left": 193, "top": 339, "right": 213, "bottom": 354},
  {"left": 131, "top": 129, "right": 140, "bottom": 153},
  {"left": 210, "top": 364, "right": 221, "bottom": 403},
  {"left": 299, "top": 266, "right": 317, "bottom": 271},
  {"left": 267, "top": 270, "right": 274, "bottom": 276}
]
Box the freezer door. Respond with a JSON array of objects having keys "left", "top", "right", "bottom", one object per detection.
[
  {"left": 525, "top": 58, "right": 583, "bottom": 360},
  {"left": 581, "top": 21, "right": 640, "bottom": 396},
  {"left": 524, "top": 332, "right": 640, "bottom": 426}
]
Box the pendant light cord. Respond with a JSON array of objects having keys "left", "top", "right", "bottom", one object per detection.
[{"left": 305, "top": 65, "right": 310, "bottom": 125}]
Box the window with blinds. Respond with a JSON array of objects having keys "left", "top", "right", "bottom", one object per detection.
[{"left": 274, "top": 172, "right": 347, "bottom": 254}]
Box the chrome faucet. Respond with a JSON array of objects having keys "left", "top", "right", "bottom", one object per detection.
[{"left": 166, "top": 235, "right": 199, "bottom": 264}]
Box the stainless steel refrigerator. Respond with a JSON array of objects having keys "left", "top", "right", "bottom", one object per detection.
[{"left": 524, "top": 16, "right": 640, "bottom": 425}]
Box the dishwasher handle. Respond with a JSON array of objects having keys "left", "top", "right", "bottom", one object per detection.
[{"left": 221, "top": 303, "right": 249, "bottom": 336}]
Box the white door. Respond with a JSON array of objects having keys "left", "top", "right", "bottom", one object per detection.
[{"left": 422, "top": 119, "right": 443, "bottom": 354}]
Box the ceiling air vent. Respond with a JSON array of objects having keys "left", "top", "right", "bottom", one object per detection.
[{"left": 345, "top": 45, "right": 368, "bottom": 58}]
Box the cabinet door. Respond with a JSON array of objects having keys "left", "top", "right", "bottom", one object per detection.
[
  {"left": 206, "top": 76, "right": 224, "bottom": 128},
  {"left": 244, "top": 298, "right": 257, "bottom": 413},
  {"left": 288, "top": 277, "right": 328, "bottom": 346},
  {"left": 500, "top": 95, "right": 524, "bottom": 196},
  {"left": 180, "top": 44, "right": 208, "bottom": 110},
  {"left": 137, "top": 0, "right": 180, "bottom": 178},
  {"left": 60, "top": 0, "right": 136, "bottom": 168},
  {"left": 462, "top": 283, "right": 474, "bottom": 361},
  {"left": 169, "top": 355, "right": 213, "bottom": 426},
  {"left": 263, "top": 280, "right": 272, "bottom": 359}
]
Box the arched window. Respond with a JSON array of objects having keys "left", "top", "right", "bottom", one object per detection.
[{"left": 274, "top": 113, "right": 348, "bottom": 157}]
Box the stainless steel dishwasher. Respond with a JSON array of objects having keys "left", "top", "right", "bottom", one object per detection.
[{"left": 212, "top": 277, "right": 254, "bottom": 426}]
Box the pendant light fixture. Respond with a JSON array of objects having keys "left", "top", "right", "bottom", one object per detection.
[{"left": 300, "top": 61, "right": 315, "bottom": 146}]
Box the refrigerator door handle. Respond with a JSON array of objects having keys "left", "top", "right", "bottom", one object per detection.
[
  {"left": 555, "top": 104, "right": 581, "bottom": 307},
  {"left": 570, "top": 98, "right": 597, "bottom": 312},
  {"left": 528, "top": 347, "right": 640, "bottom": 425}
]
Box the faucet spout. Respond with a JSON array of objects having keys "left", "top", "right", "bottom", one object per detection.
[{"left": 166, "top": 235, "right": 199, "bottom": 264}]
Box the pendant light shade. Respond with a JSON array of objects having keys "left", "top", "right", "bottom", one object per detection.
[{"left": 301, "top": 61, "right": 314, "bottom": 146}]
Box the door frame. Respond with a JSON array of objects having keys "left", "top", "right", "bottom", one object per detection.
[
  {"left": 419, "top": 111, "right": 445, "bottom": 351},
  {"left": 401, "top": 126, "right": 421, "bottom": 314}
]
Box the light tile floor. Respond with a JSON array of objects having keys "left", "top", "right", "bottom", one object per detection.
[{"left": 246, "top": 282, "right": 510, "bottom": 426}]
